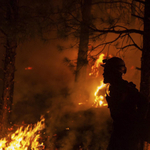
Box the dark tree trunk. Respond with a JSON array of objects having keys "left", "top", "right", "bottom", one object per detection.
[
  {"left": 1, "top": 40, "right": 17, "bottom": 135},
  {"left": 140, "top": 0, "right": 150, "bottom": 99},
  {"left": 0, "top": 0, "right": 18, "bottom": 136},
  {"left": 75, "top": 0, "right": 92, "bottom": 82},
  {"left": 140, "top": 0, "right": 150, "bottom": 149}
]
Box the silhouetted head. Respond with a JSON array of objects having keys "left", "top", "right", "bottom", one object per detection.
[{"left": 102, "top": 57, "right": 127, "bottom": 84}]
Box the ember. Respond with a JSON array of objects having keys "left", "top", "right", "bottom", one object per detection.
[
  {"left": 0, "top": 116, "right": 45, "bottom": 150},
  {"left": 25, "top": 67, "right": 33, "bottom": 70}
]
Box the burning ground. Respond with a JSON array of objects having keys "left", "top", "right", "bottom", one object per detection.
[
  {"left": 11, "top": 76, "right": 112, "bottom": 149},
  {"left": 12, "top": 99, "right": 112, "bottom": 149}
]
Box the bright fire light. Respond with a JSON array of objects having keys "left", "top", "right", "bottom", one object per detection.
[
  {"left": 88, "top": 53, "right": 110, "bottom": 107},
  {"left": 0, "top": 117, "right": 45, "bottom": 150},
  {"left": 89, "top": 53, "right": 105, "bottom": 77},
  {"left": 93, "top": 80, "right": 108, "bottom": 107}
]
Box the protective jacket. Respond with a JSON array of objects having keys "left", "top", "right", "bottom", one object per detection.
[{"left": 106, "top": 79, "right": 147, "bottom": 150}]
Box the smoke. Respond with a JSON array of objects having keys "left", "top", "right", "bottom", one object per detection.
[
  {"left": 7, "top": 37, "right": 112, "bottom": 149},
  {"left": 0, "top": 0, "right": 142, "bottom": 148},
  {"left": 9, "top": 30, "right": 142, "bottom": 149}
]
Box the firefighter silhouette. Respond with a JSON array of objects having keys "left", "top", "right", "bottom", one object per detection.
[{"left": 102, "top": 57, "right": 148, "bottom": 150}]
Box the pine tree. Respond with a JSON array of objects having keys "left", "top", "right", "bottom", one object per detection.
[{"left": 0, "top": 0, "right": 54, "bottom": 136}]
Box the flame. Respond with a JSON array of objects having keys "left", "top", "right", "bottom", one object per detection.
[
  {"left": 89, "top": 53, "right": 113, "bottom": 107},
  {"left": 0, "top": 117, "right": 45, "bottom": 150},
  {"left": 93, "top": 80, "right": 108, "bottom": 107},
  {"left": 78, "top": 102, "right": 84, "bottom": 105},
  {"left": 94, "top": 54, "right": 105, "bottom": 68},
  {"left": 89, "top": 53, "right": 105, "bottom": 77},
  {"left": 88, "top": 53, "right": 111, "bottom": 107}
]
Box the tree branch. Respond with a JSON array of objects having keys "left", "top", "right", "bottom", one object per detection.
[
  {"left": 131, "top": 14, "right": 144, "bottom": 20},
  {"left": 134, "top": 0, "right": 145, "bottom": 5},
  {"left": 128, "top": 34, "right": 142, "bottom": 51},
  {"left": 89, "top": 26, "right": 143, "bottom": 35},
  {"left": 92, "top": 0, "right": 145, "bottom": 5},
  {"left": 92, "top": 33, "right": 122, "bottom": 51},
  {"left": 0, "top": 29, "right": 7, "bottom": 36},
  {"left": 117, "top": 44, "right": 142, "bottom": 51},
  {"left": 92, "top": 1, "right": 133, "bottom": 5},
  {"left": 136, "top": 67, "right": 141, "bottom": 70},
  {"left": 92, "top": 0, "right": 144, "bottom": 15}
]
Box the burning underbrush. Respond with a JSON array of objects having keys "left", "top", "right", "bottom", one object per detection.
[
  {"left": 6, "top": 80, "right": 112, "bottom": 149},
  {"left": 4, "top": 53, "right": 113, "bottom": 149},
  {"left": 10, "top": 89, "right": 112, "bottom": 150},
  {"left": 0, "top": 117, "right": 45, "bottom": 150}
]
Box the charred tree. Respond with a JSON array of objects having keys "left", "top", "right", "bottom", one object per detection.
[
  {"left": 141, "top": 0, "right": 150, "bottom": 149},
  {"left": 1, "top": 40, "right": 17, "bottom": 135},
  {"left": 0, "top": 0, "right": 18, "bottom": 135},
  {"left": 140, "top": 0, "right": 150, "bottom": 103},
  {"left": 0, "top": 0, "right": 55, "bottom": 136},
  {"left": 75, "top": 0, "right": 92, "bottom": 82}
]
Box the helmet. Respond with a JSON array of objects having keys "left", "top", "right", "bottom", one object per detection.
[{"left": 102, "top": 57, "right": 127, "bottom": 74}]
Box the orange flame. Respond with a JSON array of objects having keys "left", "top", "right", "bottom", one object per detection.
[
  {"left": 89, "top": 53, "right": 105, "bottom": 77},
  {"left": 88, "top": 53, "right": 111, "bottom": 107},
  {"left": 0, "top": 117, "right": 45, "bottom": 150},
  {"left": 93, "top": 80, "right": 108, "bottom": 107}
]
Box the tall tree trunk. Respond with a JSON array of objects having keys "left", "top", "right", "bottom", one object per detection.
[
  {"left": 1, "top": 40, "right": 17, "bottom": 135},
  {"left": 140, "top": 0, "right": 150, "bottom": 149},
  {"left": 0, "top": 0, "right": 18, "bottom": 136},
  {"left": 75, "top": 0, "right": 92, "bottom": 82},
  {"left": 140, "top": 0, "right": 150, "bottom": 100}
]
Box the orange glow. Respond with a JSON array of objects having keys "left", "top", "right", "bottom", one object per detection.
[
  {"left": 93, "top": 80, "right": 108, "bottom": 107},
  {"left": 25, "top": 67, "right": 33, "bottom": 70},
  {"left": 88, "top": 53, "right": 111, "bottom": 107},
  {"left": 144, "top": 142, "right": 150, "bottom": 150},
  {"left": 130, "top": 66, "right": 134, "bottom": 69},
  {"left": 89, "top": 53, "right": 105, "bottom": 77},
  {"left": 78, "top": 102, "right": 84, "bottom": 105},
  {"left": 89, "top": 53, "right": 113, "bottom": 77},
  {"left": 95, "top": 54, "right": 105, "bottom": 68},
  {"left": 0, "top": 117, "right": 45, "bottom": 150}
]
